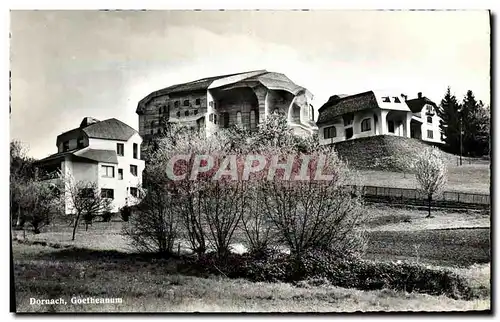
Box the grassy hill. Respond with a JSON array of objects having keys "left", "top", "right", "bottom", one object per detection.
[{"left": 333, "top": 135, "right": 471, "bottom": 171}]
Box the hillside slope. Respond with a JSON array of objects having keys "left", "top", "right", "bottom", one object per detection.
[{"left": 333, "top": 135, "right": 457, "bottom": 171}]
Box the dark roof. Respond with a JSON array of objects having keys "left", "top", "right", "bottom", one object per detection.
[
  {"left": 34, "top": 149, "right": 82, "bottom": 164},
  {"left": 317, "top": 91, "right": 379, "bottom": 125},
  {"left": 35, "top": 148, "right": 118, "bottom": 165},
  {"left": 136, "top": 70, "right": 267, "bottom": 114},
  {"left": 74, "top": 149, "right": 118, "bottom": 164},
  {"left": 82, "top": 118, "right": 137, "bottom": 141},
  {"left": 405, "top": 97, "right": 437, "bottom": 113}
]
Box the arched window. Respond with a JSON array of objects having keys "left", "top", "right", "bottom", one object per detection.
[
  {"left": 361, "top": 118, "right": 371, "bottom": 132},
  {"left": 250, "top": 109, "right": 258, "bottom": 129},
  {"left": 236, "top": 111, "right": 242, "bottom": 125},
  {"left": 176, "top": 111, "right": 180, "bottom": 118},
  {"left": 185, "top": 110, "right": 189, "bottom": 117},
  {"left": 323, "top": 126, "right": 336, "bottom": 139},
  {"left": 309, "top": 105, "right": 315, "bottom": 120},
  {"left": 427, "top": 116, "right": 432, "bottom": 124}
]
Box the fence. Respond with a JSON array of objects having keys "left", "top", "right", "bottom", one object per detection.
[{"left": 352, "top": 185, "right": 490, "bottom": 208}]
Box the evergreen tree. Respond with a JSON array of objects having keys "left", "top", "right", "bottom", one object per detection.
[
  {"left": 461, "top": 92, "right": 490, "bottom": 156},
  {"left": 436, "top": 87, "right": 461, "bottom": 154}
]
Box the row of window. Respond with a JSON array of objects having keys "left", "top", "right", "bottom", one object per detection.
[
  {"left": 171, "top": 98, "right": 202, "bottom": 108},
  {"left": 102, "top": 164, "right": 138, "bottom": 178},
  {"left": 324, "top": 118, "right": 372, "bottom": 139},
  {"left": 175, "top": 110, "right": 199, "bottom": 118},
  {"left": 381, "top": 96, "right": 402, "bottom": 103},
  {"left": 116, "top": 143, "right": 139, "bottom": 159},
  {"left": 80, "top": 187, "right": 139, "bottom": 200},
  {"left": 208, "top": 110, "right": 260, "bottom": 129}
]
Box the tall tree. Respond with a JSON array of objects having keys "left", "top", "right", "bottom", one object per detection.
[
  {"left": 436, "top": 87, "right": 461, "bottom": 154},
  {"left": 461, "top": 92, "right": 490, "bottom": 157}
]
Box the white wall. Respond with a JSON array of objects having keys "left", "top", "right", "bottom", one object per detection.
[
  {"left": 420, "top": 104, "right": 444, "bottom": 144},
  {"left": 64, "top": 133, "right": 145, "bottom": 213}
]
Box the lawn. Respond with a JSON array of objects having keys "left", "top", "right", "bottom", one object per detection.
[
  {"left": 358, "top": 164, "right": 490, "bottom": 194},
  {"left": 12, "top": 204, "right": 491, "bottom": 312},
  {"left": 12, "top": 243, "right": 490, "bottom": 313}
]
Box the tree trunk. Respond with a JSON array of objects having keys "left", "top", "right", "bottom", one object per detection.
[
  {"left": 426, "top": 195, "right": 432, "bottom": 218},
  {"left": 16, "top": 204, "right": 22, "bottom": 227},
  {"left": 72, "top": 213, "right": 80, "bottom": 241}
]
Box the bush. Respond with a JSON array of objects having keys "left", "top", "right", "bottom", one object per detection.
[
  {"left": 187, "top": 250, "right": 475, "bottom": 300},
  {"left": 120, "top": 206, "right": 131, "bottom": 222},
  {"left": 101, "top": 212, "right": 113, "bottom": 222}
]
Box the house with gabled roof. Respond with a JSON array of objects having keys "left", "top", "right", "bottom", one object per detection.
[
  {"left": 316, "top": 91, "right": 444, "bottom": 145},
  {"left": 136, "top": 70, "right": 318, "bottom": 141},
  {"left": 34, "top": 117, "right": 145, "bottom": 214}
]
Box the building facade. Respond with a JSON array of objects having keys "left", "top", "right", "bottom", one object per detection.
[
  {"left": 316, "top": 91, "right": 444, "bottom": 145},
  {"left": 136, "top": 70, "right": 318, "bottom": 141},
  {"left": 34, "top": 117, "right": 145, "bottom": 214}
]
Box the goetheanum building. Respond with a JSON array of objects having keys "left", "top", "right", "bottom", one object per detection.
[{"left": 136, "top": 70, "right": 318, "bottom": 141}]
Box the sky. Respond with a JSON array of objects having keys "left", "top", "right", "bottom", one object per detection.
[{"left": 10, "top": 10, "right": 490, "bottom": 159}]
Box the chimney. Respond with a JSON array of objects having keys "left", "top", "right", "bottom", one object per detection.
[
  {"left": 418, "top": 92, "right": 422, "bottom": 99},
  {"left": 401, "top": 94, "right": 408, "bottom": 101}
]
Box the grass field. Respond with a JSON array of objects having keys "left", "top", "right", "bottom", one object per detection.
[
  {"left": 358, "top": 164, "right": 490, "bottom": 194},
  {"left": 12, "top": 243, "right": 490, "bottom": 313},
  {"left": 12, "top": 204, "right": 491, "bottom": 312}
]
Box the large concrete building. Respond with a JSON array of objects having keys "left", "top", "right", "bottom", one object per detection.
[
  {"left": 136, "top": 70, "right": 318, "bottom": 140},
  {"left": 34, "top": 117, "right": 145, "bottom": 214},
  {"left": 316, "top": 91, "right": 444, "bottom": 145}
]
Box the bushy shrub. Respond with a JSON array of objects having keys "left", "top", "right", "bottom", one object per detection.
[
  {"left": 120, "top": 206, "right": 131, "bottom": 222},
  {"left": 188, "top": 250, "right": 475, "bottom": 300},
  {"left": 101, "top": 212, "right": 113, "bottom": 222}
]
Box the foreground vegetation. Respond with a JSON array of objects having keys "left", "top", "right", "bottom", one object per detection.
[{"left": 13, "top": 243, "right": 490, "bottom": 313}]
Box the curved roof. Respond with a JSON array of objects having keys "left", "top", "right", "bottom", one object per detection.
[
  {"left": 317, "top": 91, "right": 379, "bottom": 125},
  {"left": 136, "top": 70, "right": 308, "bottom": 114}
]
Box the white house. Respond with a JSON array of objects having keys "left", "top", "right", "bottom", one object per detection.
[
  {"left": 316, "top": 91, "right": 444, "bottom": 145},
  {"left": 34, "top": 117, "right": 145, "bottom": 214}
]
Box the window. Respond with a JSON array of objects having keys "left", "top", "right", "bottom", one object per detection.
[
  {"left": 118, "top": 168, "right": 123, "bottom": 180},
  {"left": 427, "top": 130, "right": 434, "bottom": 139},
  {"left": 361, "top": 118, "right": 371, "bottom": 132},
  {"left": 323, "top": 126, "right": 337, "bottom": 139},
  {"left": 133, "top": 143, "right": 138, "bottom": 159},
  {"left": 77, "top": 137, "right": 84, "bottom": 149},
  {"left": 117, "top": 143, "right": 124, "bottom": 156},
  {"left": 222, "top": 112, "right": 230, "bottom": 128},
  {"left": 194, "top": 110, "right": 198, "bottom": 115},
  {"left": 157, "top": 128, "right": 162, "bottom": 134},
  {"left": 393, "top": 97, "right": 401, "bottom": 103},
  {"left": 195, "top": 98, "right": 201, "bottom": 105},
  {"left": 427, "top": 116, "right": 433, "bottom": 124},
  {"left": 78, "top": 188, "right": 94, "bottom": 198},
  {"left": 214, "top": 114, "right": 217, "bottom": 125},
  {"left": 63, "top": 141, "right": 69, "bottom": 152},
  {"left": 309, "top": 105, "right": 315, "bottom": 120},
  {"left": 273, "top": 108, "right": 279, "bottom": 114},
  {"left": 176, "top": 111, "right": 180, "bottom": 118},
  {"left": 236, "top": 111, "right": 242, "bottom": 124},
  {"left": 183, "top": 100, "right": 189, "bottom": 106},
  {"left": 150, "top": 129, "right": 153, "bottom": 135},
  {"left": 382, "top": 97, "right": 390, "bottom": 103},
  {"left": 130, "top": 165, "right": 138, "bottom": 177},
  {"left": 174, "top": 101, "right": 179, "bottom": 108},
  {"left": 102, "top": 165, "right": 115, "bottom": 178},
  {"left": 101, "top": 188, "right": 114, "bottom": 199},
  {"left": 209, "top": 114, "right": 213, "bottom": 122},
  {"left": 250, "top": 109, "right": 257, "bottom": 129},
  {"left": 343, "top": 114, "right": 354, "bottom": 126},
  {"left": 185, "top": 110, "right": 189, "bottom": 116},
  {"left": 388, "top": 120, "right": 395, "bottom": 133},
  {"left": 130, "top": 187, "right": 139, "bottom": 198}
]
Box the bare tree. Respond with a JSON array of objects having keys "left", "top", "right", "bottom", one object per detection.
[
  {"left": 414, "top": 147, "right": 447, "bottom": 218},
  {"left": 65, "top": 179, "right": 113, "bottom": 240},
  {"left": 123, "top": 183, "right": 179, "bottom": 255}
]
